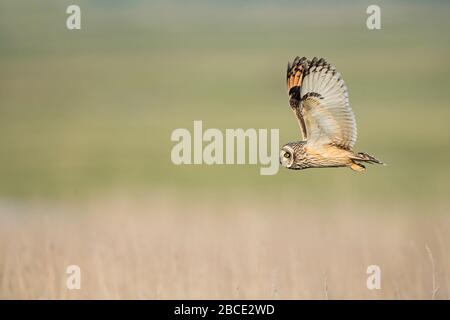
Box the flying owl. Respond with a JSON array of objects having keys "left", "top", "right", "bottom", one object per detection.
[{"left": 280, "top": 56, "right": 383, "bottom": 172}]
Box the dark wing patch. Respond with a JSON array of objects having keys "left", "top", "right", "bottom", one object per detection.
[{"left": 286, "top": 56, "right": 309, "bottom": 139}]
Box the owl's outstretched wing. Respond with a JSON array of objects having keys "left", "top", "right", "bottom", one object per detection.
[{"left": 286, "top": 57, "right": 357, "bottom": 150}]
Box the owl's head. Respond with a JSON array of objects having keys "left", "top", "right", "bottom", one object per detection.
[
  {"left": 280, "top": 145, "right": 295, "bottom": 168},
  {"left": 280, "top": 143, "right": 306, "bottom": 170}
]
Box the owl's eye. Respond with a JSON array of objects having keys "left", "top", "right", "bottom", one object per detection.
[{"left": 284, "top": 152, "right": 291, "bottom": 158}]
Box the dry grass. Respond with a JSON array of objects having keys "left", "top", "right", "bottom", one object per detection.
[{"left": 0, "top": 195, "right": 449, "bottom": 299}]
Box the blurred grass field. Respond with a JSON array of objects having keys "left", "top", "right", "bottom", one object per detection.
[
  {"left": 1, "top": 0, "right": 450, "bottom": 299},
  {"left": 1, "top": 196, "right": 449, "bottom": 299},
  {"left": 1, "top": 0, "right": 450, "bottom": 200}
]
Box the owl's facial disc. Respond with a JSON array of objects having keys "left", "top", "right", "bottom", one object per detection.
[{"left": 280, "top": 146, "right": 295, "bottom": 168}]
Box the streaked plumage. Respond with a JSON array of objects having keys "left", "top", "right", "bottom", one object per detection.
[{"left": 280, "top": 56, "right": 383, "bottom": 172}]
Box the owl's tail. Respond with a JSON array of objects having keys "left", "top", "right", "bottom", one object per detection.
[{"left": 349, "top": 152, "right": 384, "bottom": 172}]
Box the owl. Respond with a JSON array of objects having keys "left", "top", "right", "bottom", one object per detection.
[{"left": 280, "top": 56, "right": 383, "bottom": 172}]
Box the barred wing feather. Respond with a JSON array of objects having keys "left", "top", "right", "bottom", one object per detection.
[{"left": 287, "top": 57, "right": 357, "bottom": 150}]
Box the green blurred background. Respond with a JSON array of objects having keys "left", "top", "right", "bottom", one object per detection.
[{"left": 1, "top": 0, "right": 449, "bottom": 203}]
